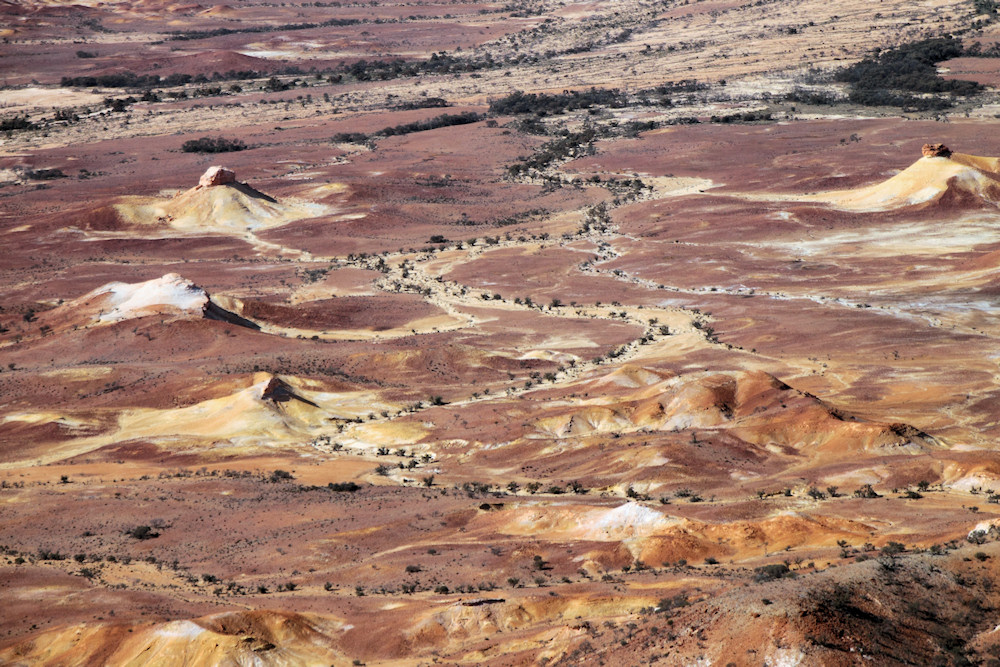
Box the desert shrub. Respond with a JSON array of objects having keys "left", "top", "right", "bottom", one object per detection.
[
  {"left": 23, "top": 168, "right": 66, "bottom": 180},
  {"left": 61, "top": 72, "right": 161, "bottom": 88},
  {"left": 104, "top": 97, "right": 135, "bottom": 112},
  {"left": 784, "top": 88, "right": 837, "bottom": 105},
  {"left": 657, "top": 593, "right": 689, "bottom": 613},
  {"left": 76, "top": 50, "right": 97, "bottom": 58},
  {"left": 332, "top": 112, "right": 481, "bottom": 144},
  {"left": 193, "top": 85, "right": 223, "bottom": 97},
  {"left": 621, "top": 120, "right": 658, "bottom": 137},
  {"left": 269, "top": 469, "right": 294, "bottom": 482},
  {"left": 847, "top": 88, "right": 953, "bottom": 111},
  {"left": 854, "top": 484, "right": 881, "bottom": 499},
  {"left": 394, "top": 97, "right": 449, "bottom": 110},
  {"left": 181, "top": 136, "right": 247, "bottom": 153},
  {"left": 344, "top": 51, "right": 499, "bottom": 82},
  {"left": 506, "top": 128, "right": 597, "bottom": 175},
  {"left": 974, "top": 0, "right": 999, "bottom": 15},
  {"left": 807, "top": 487, "right": 828, "bottom": 500},
  {"left": 332, "top": 132, "right": 369, "bottom": 143},
  {"left": 168, "top": 17, "right": 359, "bottom": 41},
  {"left": 328, "top": 481, "right": 360, "bottom": 492},
  {"left": 754, "top": 563, "right": 791, "bottom": 582},
  {"left": 1, "top": 115, "right": 35, "bottom": 132},
  {"left": 651, "top": 79, "right": 709, "bottom": 95},
  {"left": 126, "top": 525, "right": 159, "bottom": 540},
  {"left": 488, "top": 88, "right": 626, "bottom": 115},
  {"left": 835, "top": 37, "right": 981, "bottom": 108},
  {"left": 378, "top": 111, "right": 482, "bottom": 136},
  {"left": 264, "top": 76, "right": 290, "bottom": 92},
  {"left": 514, "top": 116, "right": 549, "bottom": 135},
  {"left": 880, "top": 541, "right": 906, "bottom": 556},
  {"left": 710, "top": 110, "right": 773, "bottom": 123}
]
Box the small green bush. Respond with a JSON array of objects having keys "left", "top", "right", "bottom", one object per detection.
[{"left": 754, "top": 563, "right": 791, "bottom": 582}]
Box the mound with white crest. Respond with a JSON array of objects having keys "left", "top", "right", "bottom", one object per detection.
[{"left": 34, "top": 273, "right": 257, "bottom": 332}]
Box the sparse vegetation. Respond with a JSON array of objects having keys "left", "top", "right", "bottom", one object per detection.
[
  {"left": 181, "top": 136, "right": 248, "bottom": 153},
  {"left": 834, "top": 37, "right": 981, "bottom": 109},
  {"left": 854, "top": 484, "right": 881, "bottom": 499},
  {"left": 333, "top": 112, "right": 482, "bottom": 144},
  {"left": 753, "top": 563, "right": 791, "bottom": 582},
  {"left": 328, "top": 481, "right": 361, "bottom": 492},
  {"left": 1, "top": 115, "right": 35, "bottom": 133},
  {"left": 126, "top": 525, "right": 159, "bottom": 540},
  {"left": 488, "top": 88, "right": 626, "bottom": 115}
]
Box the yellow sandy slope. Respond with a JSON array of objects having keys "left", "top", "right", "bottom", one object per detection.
[
  {"left": 115, "top": 182, "right": 330, "bottom": 233},
  {"left": 805, "top": 153, "right": 1000, "bottom": 211},
  {"left": 0, "top": 611, "right": 347, "bottom": 667}
]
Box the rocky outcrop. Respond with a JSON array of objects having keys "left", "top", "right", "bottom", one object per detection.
[
  {"left": 198, "top": 166, "right": 237, "bottom": 187},
  {"left": 921, "top": 143, "right": 952, "bottom": 158}
]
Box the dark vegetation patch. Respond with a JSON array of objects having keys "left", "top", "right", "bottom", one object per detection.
[
  {"left": 507, "top": 128, "right": 597, "bottom": 176},
  {"left": 1, "top": 115, "right": 35, "bottom": 133},
  {"left": 753, "top": 563, "right": 791, "bottom": 582},
  {"left": 709, "top": 110, "right": 773, "bottom": 123},
  {"left": 393, "top": 97, "right": 449, "bottom": 110},
  {"left": 973, "top": 0, "right": 999, "bottom": 20},
  {"left": 22, "top": 168, "right": 67, "bottom": 181},
  {"left": 834, "top": 37, "right": 982, "bottom": 110},
  {"left": 166, "top": 17, "right": 361, "bottom": 41},
  {"left": 332, "top": 111, "right": 482, "bottom": 143},
  {"left": 783, "top": 88, "right": 838, "bottom": 105},
  {"left": 61, "top": 68, "right": 305, "bottom": 89},
  {"left": 181, "top": 137, "right": 248, "bottom": 153},
  {"left": 488, "top": 88, "right": 627, "bottom": 116}
]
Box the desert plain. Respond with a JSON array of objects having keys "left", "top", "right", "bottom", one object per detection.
[{"left": 3, "top": 0, "right": 1000, "bottom": 664}]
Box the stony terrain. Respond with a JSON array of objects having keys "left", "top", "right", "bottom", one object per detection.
[{"left": 4, "top": 0, "right": 1000, "bottom": 665}]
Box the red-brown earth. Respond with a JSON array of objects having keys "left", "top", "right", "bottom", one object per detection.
[{"left": 4, "top": 0, "right": 1000, "bottom": 664}]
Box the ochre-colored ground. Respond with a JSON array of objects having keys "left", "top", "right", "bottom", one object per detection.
[{"left": 4, "top": 0, "right": 1000, "bottom": 664}]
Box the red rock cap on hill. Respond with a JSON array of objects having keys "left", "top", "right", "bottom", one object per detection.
[
  {"left": 199, "top": 166, "right": 237, "bottom": 187},
  {"left": 921, "top": 143, "right": 952, "bottom": 158}
]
